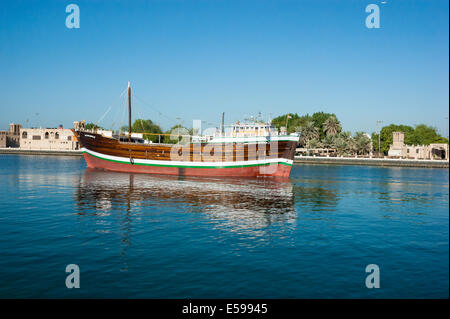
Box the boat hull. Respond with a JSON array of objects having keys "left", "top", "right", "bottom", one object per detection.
[{"left": 83, "top": 151, "right": 292, "bottom": 177}]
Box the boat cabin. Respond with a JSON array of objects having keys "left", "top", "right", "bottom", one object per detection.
[{"left": 229, "top": 122, "right": 277, "bottom": 137}]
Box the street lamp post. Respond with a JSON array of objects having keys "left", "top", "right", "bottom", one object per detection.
[
  {"left": 175, "top": 117, "right": 182, "bottom": 142},
  {"left": 445, "top": 117, "right": 449, "bottom": 140},
  {"left": 376, "top": 120, "right": 383, "bottom": 156}
]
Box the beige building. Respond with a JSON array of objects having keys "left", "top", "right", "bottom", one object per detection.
[
  {"left": 0, "top": 123, "right": 21, "bottom": 148},
  {"left": 388, "top": 132, "right": 448, "bottom": 160},
  {"left": 0, "top": 132, "right": 5, "bottom": 148},
  {"left": 20, "top": 125, "right": 79, "bottom": 150}
]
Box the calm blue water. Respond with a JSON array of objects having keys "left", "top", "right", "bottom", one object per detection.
[{"left": 0, "top": 154, "right": 448, "bottom": 298}]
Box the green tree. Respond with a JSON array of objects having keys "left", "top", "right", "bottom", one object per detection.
[
  {"left": 131, "top": 119, "right": 163, "bottom": 143},
  {"left": 411, "top": 124, "right": 448, "bottom": 145},
  {"left": 271, "top": 111, "right": 340, "bottom": 138},
  {"left": 163, "top": 124, "right": 190, "bottom": 144},
  {"left": 371, "top": 132, "right": 380, "bottom": 154},
  {"left": 312, "top": 112, "right": 336, "bottom": 140},
  {"left": 298, "top": 120, "right": 319, "bottom": 147},
  {"left": 372, "top": 123, "right": 448, "bottom": 155},
  {"left": 354, "top": 132, "right": 372, "bottom": 155},
  {"left": 333, "top": 131, "right": 354, "bottom": 156},
  {"left": 333, "top": 136, "right": 348, "bottom": 156},
  {"left": 85, "top": 123, "right": 102, "bottom": 130},
  {"left": 346, "top": 132, "right": 356, "bottom": 155},
  {"left": 322, "top": 134, "right": 335, "bottom": 149},
  {"left": 379, "top": 124, "right": 414, "bottom": 154},
  {"left": 272, "top": 113, "right": 313, "bottom": 133},
  {"left": 323, "top": 115, "right": 342, "bottom": 137},
  {"left": 306, "top": 138, "right": 322, "bottom": 149}
]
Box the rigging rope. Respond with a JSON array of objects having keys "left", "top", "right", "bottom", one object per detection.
[
  {"left": 93, "top": 84, "right": 190, "bottom": 135},
  {"left": 132, "top": 93, "right": 180, "bottom": 127},
  {"left": 95, "top": 87, "right": 128, "bottom": 129}
]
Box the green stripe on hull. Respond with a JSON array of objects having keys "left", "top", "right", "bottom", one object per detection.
[{"left": 83, "top": 151, "right": 293, "bottom": 169}]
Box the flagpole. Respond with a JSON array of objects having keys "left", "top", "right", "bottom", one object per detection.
[{"left": 285, "top": 114, "right": 290, "bottom": 133}]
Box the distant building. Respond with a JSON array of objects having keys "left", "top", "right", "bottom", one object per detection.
[
  {"left": 0, "top": 123, "right": 22, "bottom": 148},
  {"left": 388, "top": 132, "right": 448, "bottom": 160},
  {"left": 0, "top": 133, "right": 5, "bottom": 148},
  {"left": 20, "top": 125, "right": 79, "bottom": 150},
  {"left": 229, "top": 122, "right": 278, "bottom": 137}
]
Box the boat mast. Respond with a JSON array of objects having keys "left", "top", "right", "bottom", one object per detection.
[{"left": 128, "top": 81, "right": 131, "bottom": 142}]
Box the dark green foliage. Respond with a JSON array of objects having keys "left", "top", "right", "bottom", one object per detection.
[
  {"left": 372, "top": 124, "right": 448, "bottom": 155},
  {"left": 163, "top": 124, "right": 190, "bottom": 144},
  {"left": 271, "top": 113, "right": 312, "bottom": 134},
  {"left": 273, "top": 112, "right": 447, "bottom": 156},
  {"left": 271, "top": 112, "right": 338, "bottom": 138},
  {"left": 413, "top": 124, "right": 448, "bottom": 145},
  {"left": 323, "top": 115, "right": 342, "bottom": 137},
  {"left": 123, "top": 119, "right": 164, "bottom": 143},
  {"left": 311, "top": 112, "right": 336, "bottom": 140},
  {"left": 85, "top": 123, "right": 102, "bottom": 130}
]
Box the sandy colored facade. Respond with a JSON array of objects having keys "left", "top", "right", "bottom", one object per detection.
[
  {"left": 0, "top": 132, "right": 5, "bottom": 148},
  {"left": 0, "top": 123, "right": 21, "bottom": 148},
  {"left": 20, "top": 126, "right": 79, "bottom": 150},
  {"left": 388, "top": 132, "right": 448, "bottom": 160}
]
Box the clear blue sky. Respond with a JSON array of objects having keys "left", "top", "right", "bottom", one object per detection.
[{"left": 1, "top": 0, "right": 448, "bottom": 135}]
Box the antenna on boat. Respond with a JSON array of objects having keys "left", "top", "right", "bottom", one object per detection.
[
  {"left": 221, "top": 112, "right": 225, "bottom": 136},
  {"left": 128, "top": 81, "right": 131, "bottom": 142}
]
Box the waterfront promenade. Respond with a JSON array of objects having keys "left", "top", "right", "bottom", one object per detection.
[
  {"left": 0, "top": 148, "right": 82, "bottom": 156},
  {"left": 294, "top": 155, "right": 449, "bottom": 168}
]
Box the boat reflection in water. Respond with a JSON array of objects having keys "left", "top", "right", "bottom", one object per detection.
[{"left": 75, "top": 168, "right": 297, "bottom": 237}]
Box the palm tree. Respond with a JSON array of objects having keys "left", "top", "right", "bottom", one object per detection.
[
  {"left": 298, "top": 120, "right": 319, "bottom": 147},
  {"left": 339, "top": 131, "right": 351, "bottom": 140},
  {"left": 336, "top": 131, "right": 354, "bottom": 155},
  {"left": 323, "top": 115, "right": 342, "bottom": 137},
  {"left": 333, "top": 137, "right": 348, "bottom": 155},
  {"left": 354, "top": 132, "right": 372, "bottom": 155},
  {"left": 322, "top": 134, "right": 335, "bottom": 149},
  {"left": 306, "top": 138, "right": 322, "bottom": 149}
]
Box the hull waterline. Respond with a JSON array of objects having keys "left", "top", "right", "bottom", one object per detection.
[{"left": 83, "top": 151, "right": 292, "bottom": 177}]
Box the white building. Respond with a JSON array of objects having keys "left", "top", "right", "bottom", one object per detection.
[{"left": 20, "top": 126, "right": 79, "bottom": 150}]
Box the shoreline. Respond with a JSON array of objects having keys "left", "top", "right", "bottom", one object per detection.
[
  {"left": 294, "top": 155, "right": 449, "bottom": 168},
  {"left": 1, "top": 148, "right": 448, "bottom": 168},
  {"left": 0, "top": 148, "right": 82, "bottom": 157}
]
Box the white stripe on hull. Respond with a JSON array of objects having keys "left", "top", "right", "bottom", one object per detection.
[{"left": 82, "top": 148, "right": 293, "bottom": 168}]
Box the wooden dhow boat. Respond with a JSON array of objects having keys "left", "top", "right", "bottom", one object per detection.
[{"left": 73, "top": 83, "right": 299, "bottom": 177}]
